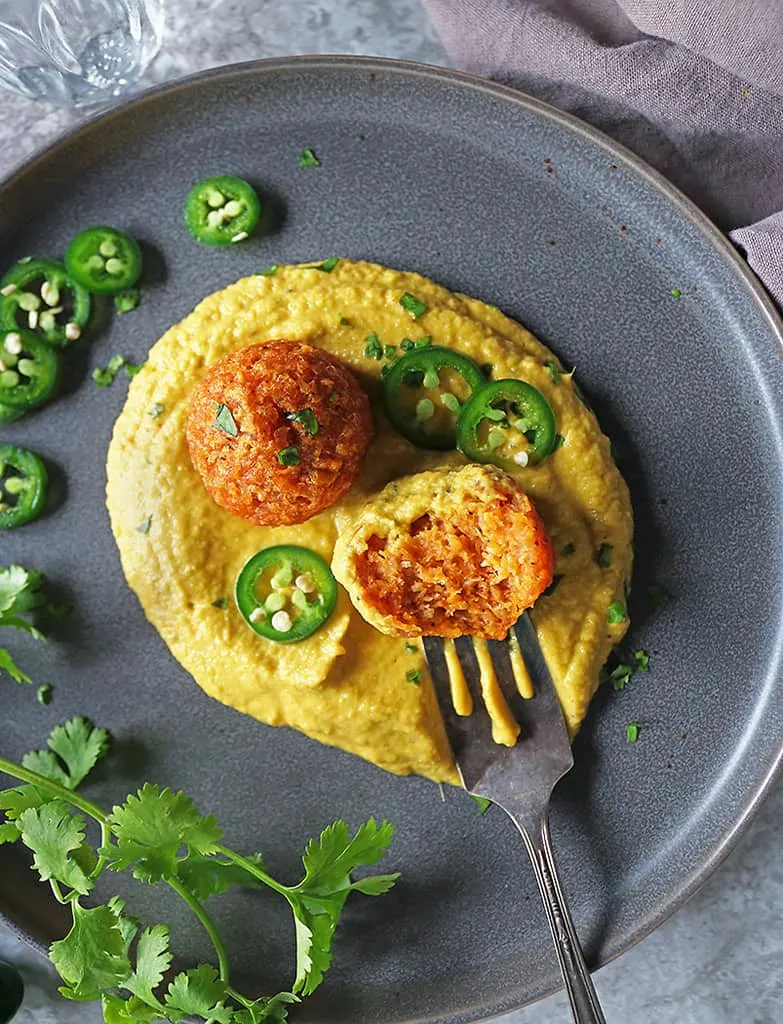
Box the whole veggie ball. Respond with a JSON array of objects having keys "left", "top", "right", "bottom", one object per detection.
[{"left": 186, "top": 340, "right": 373, "bottom": 525}]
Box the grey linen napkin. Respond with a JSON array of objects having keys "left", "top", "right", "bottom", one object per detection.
[{"left": 422, "top": 0, "right": 783, "bottom": 308}]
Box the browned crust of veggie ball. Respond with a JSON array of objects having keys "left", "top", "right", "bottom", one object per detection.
[{"left": 186, "top": 340, "right": 373, "bottom": 525}]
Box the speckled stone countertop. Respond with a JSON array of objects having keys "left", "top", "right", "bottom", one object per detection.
[{"left": 2, "top": 3, "right": 783, "bottom": 1023}]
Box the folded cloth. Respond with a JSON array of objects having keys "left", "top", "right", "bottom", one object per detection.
[{"left": 422, "top": 0, "right": 783, "bottom": 308}]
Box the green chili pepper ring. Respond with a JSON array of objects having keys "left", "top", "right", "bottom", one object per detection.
[
  {"left": 382, "top": 346, "right": 486, "bottom": 450},
  {"left": 0, "top": 444, "right": 48, "bottom": 530},
  {"left": 456, "top": 378, "right": 557, "bottom": 467},
  {"left": 0, "top": 259, "right": 91, "bottom": 347},
  {"left": 235, "top": 544, "right": 338, "bottom": 644},
  {"left": 65, "top": 226, "right": 143, "bottom": 295},
  {"left": 0, "top": 330, "right": 60, "bottom": 422},
  {"left": 184, "top": 175, "right": 262, "bottom": 246}
]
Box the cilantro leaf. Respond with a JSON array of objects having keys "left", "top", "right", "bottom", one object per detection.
[
  {"left": 51, "top": 900, "right": 131, "bottom": 1002},
  {"left": 22, "top": 716, "right": 110, "bottom": 789},
  {"left": 288, "top": 819, "right": 399, "bottom": 995},
  {"left": 0, "top": 648, "right": 32, "bottom": 684},
  {"left": 164, "top": 964, "right": 232, "bottom": 1023},
  {"left": 470, "top": 794, "right": 493, "bottom": 815},
  {"left": 399, "top": 292, "right": 427, "bottom": 319},
  {"left": 101, "top": 993, "right": 160, "bottom": 1024},
  {"left": 176, "top": 850, "right": 267, "bottom": 900},
  {"left": 125, "top": 925, "right": 171, "bottom": 1006},
  {"left": 545, "top": 361, "right": 561, "bottom": 384},
  {"left": 299, "top": 818, "right": 396, "bottom": 895},
  {"left": 607, "top": 600, "right": 627, "bottom": 624},
  {"left": 364, "top": 333, "right": 383, "bottom": 360},
  {"left": 0, "top": 565, "right": 46, "bottom": 615},
  {"left": 277, "top": 446, "right": 300, "bottom": 467},
  {"left": 633, "top": 648, "right": 650, "bottom": 672},
  {"left": 233, "top": 992, "right": 299, "bottom": 1023},
  {"left": 114, "top": 289, "right": 140, "bottom": 315},
  {"left": 626, "top": 722, "right": 643, "bottom": 743},
  {"left": 298, "top": 148, "right": 321, "bottom": 168},
  {"left": 18, "top": 801, "right": 93, "bottom": 894},
  {"left": 104, "top": 783, "right": 222, "bottom": 882},
  {"left": 92, "top": 354, "right": 127, "bottom": 388},
  {"left": 287, "top": 409, "right": 319, "bottom": 435},
  {"left": 212, "top": 403, "right": 238, "bottom": 437}
]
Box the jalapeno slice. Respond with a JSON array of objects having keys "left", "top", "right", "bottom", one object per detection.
[
  {"left": 456, "top": 378, "right": 556, "bottom": 468},
  {"left": 0, "top": 330, "right": 60, "bottom": 422},
  {"left": 0, "top": 444, "right": 48, "bottom": 529},
  {"left": 65, "top": 226, "right": 143, "bottom": 294},
  {"left": 184, "top": 175, "right": 262, "bottom": 246},
  {"left": 382, "top": 346, "right": 486, "bottom": 449},
  {"left": 236, "top": 545, "right": 338, "bottom": 643},
  {"left": 0, "top": 258, "right": 91, "bottom": 346}
]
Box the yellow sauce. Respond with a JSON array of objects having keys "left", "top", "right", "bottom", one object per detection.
[
  {"left": 508, "top": 635, "right": 535, "bottom": 699},
  {"left": 471, "top": 638, "right": 520, "bottom": 747},
  {"left": 443, "top": 639, "right": 473, "bottom": 716}
]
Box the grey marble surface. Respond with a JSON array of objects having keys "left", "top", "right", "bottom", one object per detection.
[{"left": 1, "top": 2, "right": 783, "bottom": 1023}]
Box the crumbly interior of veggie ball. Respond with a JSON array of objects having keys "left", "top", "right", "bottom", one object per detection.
[
  {"left": 334, "top": 464, "right": 555, "bottom": 640},
  {"left": 186, "top": 340, "right": 373, "bottom": 526}
]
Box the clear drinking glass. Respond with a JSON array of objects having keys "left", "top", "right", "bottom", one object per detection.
[{"left": 0, "top": 0, "right": 164, "bottom": 106}]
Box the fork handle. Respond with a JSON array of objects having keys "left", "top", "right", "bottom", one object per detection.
[{"left": 511, "top": 811, "right": 606, "bottom": 1024}]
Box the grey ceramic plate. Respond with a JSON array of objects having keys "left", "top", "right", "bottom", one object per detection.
[{"left": 3, "top": 56, "right": 783, "bottom": 1024}]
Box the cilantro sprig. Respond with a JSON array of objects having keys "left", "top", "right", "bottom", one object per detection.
[
  {"left": 1, "top": 564, "right": 65, "bottom": 689},
  {"left": 0, "top": 719, "right": 398, "bottom": 1021}
]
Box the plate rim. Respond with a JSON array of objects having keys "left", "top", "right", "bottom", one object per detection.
[{"left": 3, "top": 53, "right": 783, "bottom": 1015}]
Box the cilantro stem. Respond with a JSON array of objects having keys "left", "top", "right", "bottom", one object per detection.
[
  {"left": 0, "top": 756, "right": 108, "bottom": 825},
  {"left": 166, "top": 875, "right": 230, "bottom": 984},
  {"left": 213, "top": 844, "right": 290, "bottom": 898}
]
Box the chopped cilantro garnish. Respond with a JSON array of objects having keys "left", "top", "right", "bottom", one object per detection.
[
  {"left": 258, "top": 264, "right": 279, "bottom": 276},
  {"left": 288, "top": 409, "right": 319, "bottom": 435},
  {"left": 91, "top": 354, "right": 126, "bottom": 388},
  {"left": 36, "top": 684, "right": 53, "bottom": 705},
  {"left": 552, "top": 433, "right": 565, "bottom": 451},
  {"left": 135, "top": 516, "right": 152, "bottom": 535},
  {"left": 626, "top": 722, "right": 643, "bottom": 743},
  {"left": 609, "top": 664, "right": 632, "bottom": 691},
  {"left": 545, "top": 361, "right": 561, "bottom": 384},
  {"left": 338, "top": 315, "right": 351, "bottom": 326},
  {"left": 647, "top": 584, "right": 671, "bottom": 608},
  {"left": 211, "top": 597, "right": 228, "bottom": 610},
  {"left": 404, "top": 642, "right": 418, "bottom": 653},
  {"left": 607, "top": 600, "right": 627, "bottom": 624},
  {"left": 114, "top": 289, "right": 140, "bottom": 315},
  {"left": 364, "top": 333, "right": 383, "bottom": 360},
  {"left": 671, "top": 288, "right": 682, "bottom": 299},
  {"left": 399, "top": 293, "right": 427, "bottom": 319},
  {"left": 633, "top": 648, "right": 650, "bottom": 672},
  {"left": 212, "top": 402, "right": 238, "bottom": 437},
  {"left": 384, "top": 345, "right": 396, "bottom": 359},
  {"left": 470, "top": 794, "right": 492, "bottom": 814},
  {"left": 92, "top": 355, "right": 145, "bottom": 387},
  {"left": 277, "top": 446, "right": 300, "bottom": 467},
  {"left": 596, "top": 543, "right": 613, "bottom": 568},
  {"left": 147, "top": 403, "right": 165, "bottom": 419},
  {"left": 400, "top": 338, "right": 415, "bottom": 351},
  {"left": 405, "top": 668, "right": 422, "bottom": 685},
  {"left": 313, "top": 257, "right": 339, "bottom": 272},
  {"left": 414, "top": 335, "right": 432, "bottom": 348},
  {"left": 298, "top": 147, "right": 321, "bottom": 167}
]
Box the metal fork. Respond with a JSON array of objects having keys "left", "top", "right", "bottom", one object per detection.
[{"left": 423, "top": 614, "right": 606, "bottom": 1024}]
